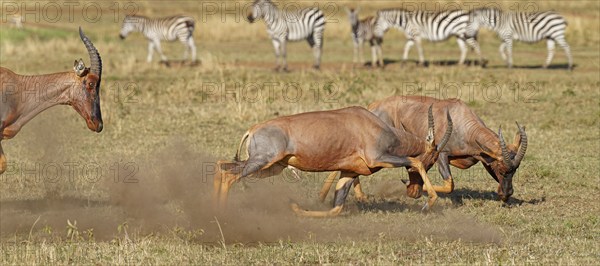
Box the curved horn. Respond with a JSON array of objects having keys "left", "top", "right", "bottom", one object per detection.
[
  {"left": 498, "top": 127, "right": 514, "bottom": 169},
  {"left": 426, "top": 104, "right": 434, "bottom": 145},
  {"left": 512, "top": 122, "right": 528, "bottom": 167},
  {"left": 79, "top": 27, "right": 102, "bottom": 79},
  {"left": 436, "top": 109, "right": 453, "bottom": 151}
]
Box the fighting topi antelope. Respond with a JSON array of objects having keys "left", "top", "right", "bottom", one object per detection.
[
  {"left": 247, "top": 0, "right": 325, "bottom": 71},
  {"left": 320, "top": 96, "right": 527, "bottom": 203},
  {"left": 119, "top": 15, "right": 197, "bottom": 64},
  {"left": 346, "top": 7, "right": 384, "bottom": 68},
  {"left": 0, "top": 28, "right": 103, "bottom": 175},
  {"left": 467, "top": 8, "right": 573, "bottom": 70},
  {"left": 213, "top": 106, "right": 452, "bottom": 217}
]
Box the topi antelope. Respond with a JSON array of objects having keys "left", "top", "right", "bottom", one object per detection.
[
  {"left": 0, "top": 28, "right": 103, "bottom": 175},
  {"left": 320, "top": 96, "right": 527, "bottom": 203},
  {"left": 213, "top": 106, "right": 452, "bottom": 217}
]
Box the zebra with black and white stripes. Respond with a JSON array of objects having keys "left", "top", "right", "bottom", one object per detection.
[
  {"left": 374, "top": 9, "right": 483, "bottom": 66},
  {"left": 119, "top": 15, "right": 197, "bottom": 64},
  {"left": 247, "top": 0, "right": 325, "bottom": 71},
  {"left": 346, "top": 7, "right": 383, "bottom": 67},
  {"left": 467, "top": 8, "right": 573, "bottom": 70}
]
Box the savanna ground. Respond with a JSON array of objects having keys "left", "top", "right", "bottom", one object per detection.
[{"left": 0, "top": 0, "right": 598, "bottom": 264}]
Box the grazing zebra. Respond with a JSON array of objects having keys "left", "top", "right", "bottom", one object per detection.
[
  {"left": 374, "top": 9, "right": 483, "bottom": 66},
  {"left": 346, "top": 7, "right": 383, "bottom": 67},
  {"left": 247, "top": 0, "right": 325, "bottom": 71},
  {"left": 119, "top": 15, "right": 197, "bottom": 64},
  {"left": 467, "top": 8, "right": 573, "bottom": 70}
]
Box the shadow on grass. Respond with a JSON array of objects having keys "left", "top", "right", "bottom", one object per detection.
[
  {"left": 488, "top": 63, "right": 574, "bottom": 70},
  {"left": 364, "top": 58, "right": 489, "bottom": 68},
  {"left": 436, "top": 188, "right": 546, "bottom": 207},
  {"left": 159, "top": 60, "right": 201, "bottom": 68}
]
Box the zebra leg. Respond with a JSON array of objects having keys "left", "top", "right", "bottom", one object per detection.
[
  {"left": 307, "top": 33, "right": 323, "bottom": 70},
  {"left": 466, "top": 37, "right": 485, "bottom": 67},
  {"left": 271, "top": 39, "right": 281, "bottom": 71},
  {"left": 188, "top": 37, "right": 197, "bottom": 63},
  {"left": 153, "top": 40, "right": 168, "bottom": 63},
  {"left": 358, "top": 40, "right": 365, "bottom": 66},
  {"left": 353, "top": 41, "right": 359, "bottom": 66},
  {"left": 456, "top": 38, "right": 468, "bottom": 65},
  {"left": 555, "top": 37, "right": 573, "bottom": 70},
  {"left": 499, "top": 42, "right": 507, "bottom": 63},
  {"left": 505, "top": 39, "right": 514, "bottom": 68},
  {"left": 281, "top": 40, "right": 288, "bottom": 72},
  {"left": 147, "top": 42, "right": 155, "bottom": 63},
  {"left": 403, "top": 39, "right": 415, "bottom": 65},
  {"left": 371, "top": 44, "right": 377, "bottom": 67},
  {"left": 543, "top": 39, "right": 556, "bottom": 69},
  {"left": 414, "top": 37, "right": 425, "bottom": 66}
]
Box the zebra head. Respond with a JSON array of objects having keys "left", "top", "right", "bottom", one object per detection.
[
  {"left": 247, "top": 0, "right": 274, "bottom": 23},
  {"left": 119, "top": 15, "right": 140, "bottom": 39},
  {"left": 345, "top": 7, "right": 360, "bottom": 27}
]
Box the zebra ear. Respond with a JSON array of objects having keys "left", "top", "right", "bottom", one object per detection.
[{"left": 344, "top": 7, "right": 353, "bottom": 15}]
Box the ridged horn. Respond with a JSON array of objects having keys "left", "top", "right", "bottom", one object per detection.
[
  {"left": 437, "top": 109, "right": 453, "bottom": 151},
  {"left": 498, "top": 127, "right": 514, "bottom": 169},
  {"left": 79, "top": 27, "right": 102, "bottom": 79},
  {"left": 512, "top": 122, "right": 528, "bottom": 167},
  {"left": 426, "top": 104, "right": 434, "bottom": 145}
]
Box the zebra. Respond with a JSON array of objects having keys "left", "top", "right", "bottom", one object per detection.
[
  {"left": 467, "top": 8, "right": 573, "bottom": 70},
  {"left": 247, "top": 0, "right": 325, "bottom": 71},
  {"left": 119, "top": 15, "right": 197, "bottom": 64},
  {"left": 374, "top": 9, "right": 484, "bottom": 66},
  {"left": 346, "top": 7, "right": 383, "bottom": 67}
]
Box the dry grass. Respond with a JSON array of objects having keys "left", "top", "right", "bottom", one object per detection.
[{"left": 0, "top": 0, "right": 599, "bottom": 264}]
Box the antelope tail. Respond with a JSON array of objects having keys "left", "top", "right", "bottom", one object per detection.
[{"left": 234, "top": 131, "right": 250, "bottom": 162}]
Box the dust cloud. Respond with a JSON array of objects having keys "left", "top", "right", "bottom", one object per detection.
[{"left": 1, "top": 132, "right": 501, "bottom": 245}]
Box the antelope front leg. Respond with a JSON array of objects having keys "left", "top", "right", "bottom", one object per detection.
[
  {"left": 318, "top": 172, "right": 367, "bottom": 202},
  {"left": 423, "top": 153, "right": 454, "bottom": 194},
  {"left": 352, "top": 178, "right": 368, "bottom": 202},
  {"left": 408, "top": 158, "right": 437, "bottom": 210},
  {"left": 293, "top": 173, "right": 356, "bottom": 217},
  {"left": 0, "top": 142, "right": 6, "bottom": 175}
]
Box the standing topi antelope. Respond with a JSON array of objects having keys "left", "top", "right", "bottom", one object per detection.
[
  {"left": 119, "top": 15, "right": 197, "bottom": 64},
  {"left": 346, "top": 7, "right": 384, "bottom": 68},
  {"left": 320, "top": 96, "right": 527, "bottom": 203},
  {"left": 374, "top": 9, "right": 484, "bottom": 66},
  {"left": 0, "top": 28, "right": 103, "bottom": 175},
  {"left": 467, "top": 8, "right": 573, "bottom": 70},
  {"left": 213, "top": 106, "right": 452, "bottom": 217},
  {"left": 247, "top": 0, "right": 325, "bottom": 71}
]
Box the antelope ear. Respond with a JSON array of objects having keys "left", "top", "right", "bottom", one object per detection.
[
  {"left": 512, "top": 126, "right": 525, "bottom": 147},
  {"left": 73, "top": 58, "right": 87, "bottom": 77}
]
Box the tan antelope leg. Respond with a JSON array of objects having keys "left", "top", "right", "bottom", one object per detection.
[
  {"left": 422, "top": 177, "right": 454, "bottom": 194},
  {"left": 217, "top": 160, "right": 286, "bottom": 210},
  {"left": 292, "top": 173, "right": 356, "bottom": 218},
  {"left": 318, "top": 171, "right": 338, "bottom": 202},
  {"left": 408, "top": 158, "right": 437, "bottom": 210},
  {"left": 319, "top": 172, "right": 368, "bottom": 202},
  {"left": 352, "top": 178, "right": 368, "bottom": 202},
  {"left": 0, "top": 143, "right": 6, "bottom": 175}
]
